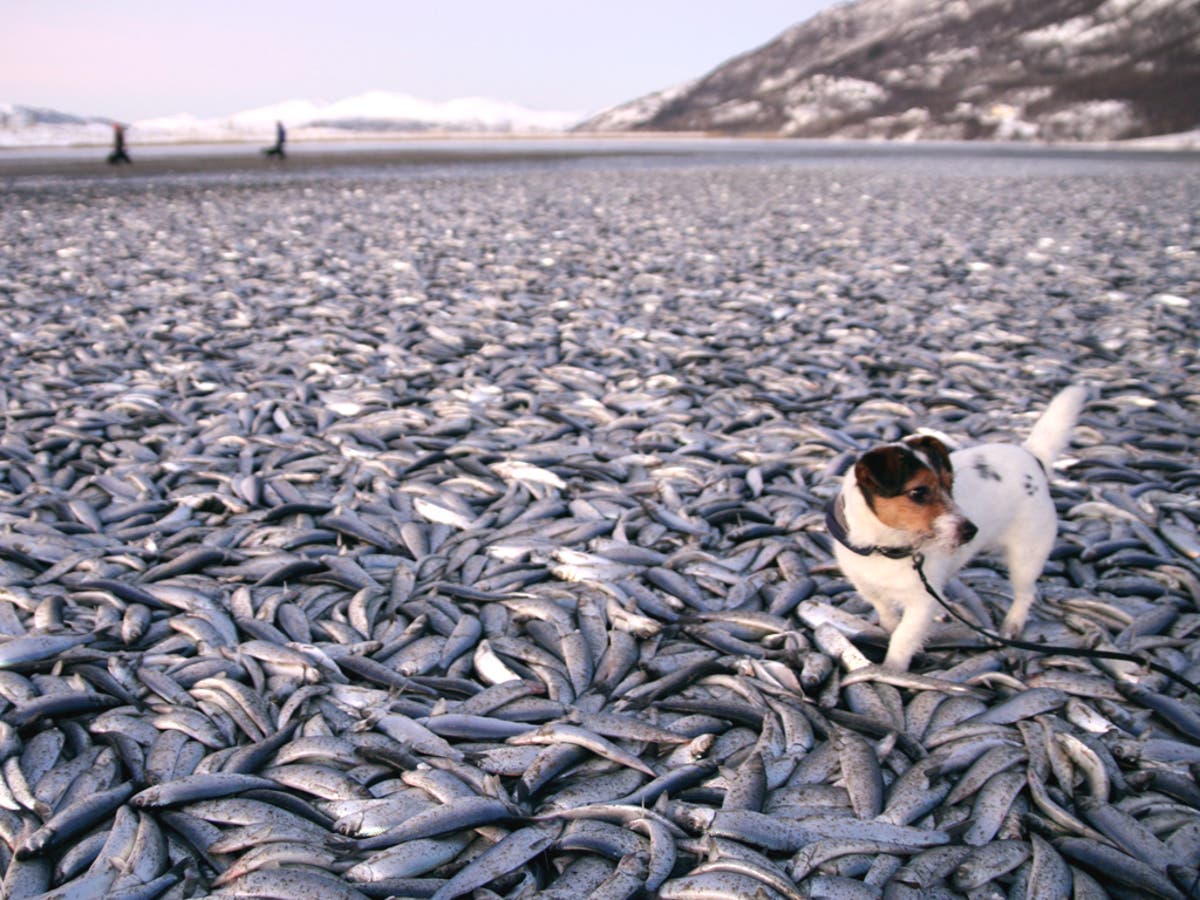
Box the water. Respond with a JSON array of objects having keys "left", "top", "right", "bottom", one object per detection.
[{"left": 3, "top": 136, "right": 1198, "bottom": 192}]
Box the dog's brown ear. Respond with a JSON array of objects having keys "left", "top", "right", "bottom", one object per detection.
[
  {"left": 855, "top": 445, "right": 912, "bottom": 498},
  {"left": 904, "top": 435, "right": 953, "bottom": 474}
]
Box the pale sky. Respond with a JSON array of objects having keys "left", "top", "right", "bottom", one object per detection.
[{"left": 2, "top": 1, "right": 840, "bottom": 121}]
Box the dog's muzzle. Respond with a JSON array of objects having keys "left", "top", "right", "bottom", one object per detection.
[
  {"left": 957, "top": 518, "right": 979, "bottom": 545},
  {"left": 933, "top": 514, "right": 977, "bottom": 549}
]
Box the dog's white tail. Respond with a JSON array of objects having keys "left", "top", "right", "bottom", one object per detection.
[{"left": 1023, "top": 385, "right": 1088, "bottom": 469}]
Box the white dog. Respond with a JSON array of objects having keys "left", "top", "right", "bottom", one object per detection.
[{"left": 826, "top": 385, "right": 1087, "bottom": 671}]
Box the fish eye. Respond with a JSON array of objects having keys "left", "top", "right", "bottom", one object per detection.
[{"left": 907, "top": 486, "right": 931, "bottom": 504}]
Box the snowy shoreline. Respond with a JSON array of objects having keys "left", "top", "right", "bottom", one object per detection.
[{"left": 2, "top": 134, "right": 1198, "bottom": 182}]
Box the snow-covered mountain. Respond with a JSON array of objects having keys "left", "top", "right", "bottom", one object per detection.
[
  {"left": 0, "top": 92, "right": 585, "bottom": 148},
  {"left": 578, "top": 0, "right": 1200, "bottom": 142},
  {"left": 0, "top": 103, "right": 117, "bottom": 147}
]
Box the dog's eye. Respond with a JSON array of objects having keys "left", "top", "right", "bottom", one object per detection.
[{"left": 907, "top": 486, "right": 931, "bottom": 504}]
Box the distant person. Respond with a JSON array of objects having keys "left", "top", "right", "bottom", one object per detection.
[
  {"left": 107, "top": 122, "right": 131, "bottom": 164},
  {"left": 264, "top": 120, "right": 286, "bottom": 159}
]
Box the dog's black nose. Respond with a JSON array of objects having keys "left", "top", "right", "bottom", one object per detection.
[{"left": 959, "top": 519, "right": 978, "bottom": 544}]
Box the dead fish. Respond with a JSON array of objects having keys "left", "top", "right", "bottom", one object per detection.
[
  {"left": 17, "top": 781, "right": 134, "bottom": 859},
  {"left": 355, "top": 795, "right": 520, "bottom": 850},
  {"left": 5, "top": 154, "right": 1200, "bottom": 900},
  {"left": 0, "top": 633, "right": 95, "bottom": 669}
]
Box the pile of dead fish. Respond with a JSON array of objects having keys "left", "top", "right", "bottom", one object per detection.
[{"left": 0, "top": 155, "right": 1197, "bottom": 898}]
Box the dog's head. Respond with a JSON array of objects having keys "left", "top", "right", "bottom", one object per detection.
[{"left": 854, "top": 435, "right": 977, "bottom": 549}]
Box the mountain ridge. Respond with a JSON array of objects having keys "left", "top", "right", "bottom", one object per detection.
[
  {"left": 0, "top": 92, "right": 584, "bottom": 148},
  {"left": 577, "top": 0, "right": 1200, "bottom": 142}
]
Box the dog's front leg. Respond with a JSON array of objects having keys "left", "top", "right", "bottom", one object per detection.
[
  {"left": 883, "top": 591, "right": 935, "bottom": 671},
  {"left": 853, "top": 583, "right": 901, "bottom": 632}
]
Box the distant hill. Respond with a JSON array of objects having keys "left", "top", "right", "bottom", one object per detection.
[
  {"left": 0, "top": 93, "right": 584, "bottom": 148},
  {"left": 577, "top": 0, "right": 1200, "bottom": 142},
  {"left": 0, "top": 104, "right": 111, "bottom": 128}
]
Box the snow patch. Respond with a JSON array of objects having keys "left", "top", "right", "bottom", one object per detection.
[
  {"left": 1041, "top": 100, "right": 1139, "bottom": 141},
  {"left": 1, "top": 92, "right": 586, "bottom": 148},
  {"left": 1022, "top": 15, "right": 1094, "bottom": 48},
  {"left": 302, "top": 91, "right": 581, "bottom": 132},
  {"left": 227, "top": 99, "right": 328, "bottom": 130},
  {"left": 759, "top": 68, "right": 803, "bottom": 94},
  {"left": 1100, "top": 0, "right": 1184, "bottom": 21},
  {"left": 580, "top": 81, "right": 697, "bottom": 132},
  {"left": 710, "top": 100, "right": 765, "bottom": 126},
  {"left": 782, "top": 75, "right": 888, "bottom": 134},
  {"left": 1120, "top": 129, "right": 1200, "bottom": 150},
  {"left": 984, "top": 104, "right": 1040, "bottom": 140},
  {"left": 1027, "top": 16, "right": 1121, "bottom": 53},
  {"left": 863, "top": 106, "right": 933, "bottom": 140}
]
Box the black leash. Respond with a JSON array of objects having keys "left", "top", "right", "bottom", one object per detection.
[
  {"left": 823, "top": 494, "right": 1200, "bottom": 699},
  {"left": 911, "top": 552, "right": 1200, "bottom": 700},
  {"left": 824, "top": 496, "right": 914, "bottom": 560}
]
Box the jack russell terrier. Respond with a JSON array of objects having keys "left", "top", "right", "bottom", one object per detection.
[{"left": 826, "top": 385, "right": 1087, "bottom": 671}]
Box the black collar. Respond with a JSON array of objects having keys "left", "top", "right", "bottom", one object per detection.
[{"left": 824, "top": 494, "right": 915, "bottom": 560}]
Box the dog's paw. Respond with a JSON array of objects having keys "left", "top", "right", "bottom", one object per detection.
[
  {"left": 882, "top": 647, "right": 915, "bottom": 672},
  {"left": 999, "top": 614, "right": 1025, "bottom": 641}
]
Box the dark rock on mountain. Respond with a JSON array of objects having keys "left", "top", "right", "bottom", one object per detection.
[{"left": 578, "top": 0, "right": 1200, "bottom": 141}]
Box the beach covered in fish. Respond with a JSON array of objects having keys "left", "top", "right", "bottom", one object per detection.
[{"left": 1, "top": 148, "right": 1198, "bottom": 898}]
